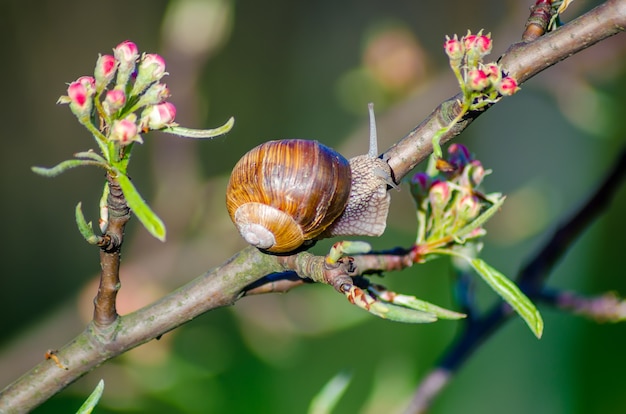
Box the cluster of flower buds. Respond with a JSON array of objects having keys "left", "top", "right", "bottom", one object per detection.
[
  {"left": 58, "top": 40, "right": 177, "bottom": 147},
  {"left": 444, "top": 30, "right": 520, "bottom": 107},
  {"left": 410, "top": 143, "right": 502, "bottom": 246}
]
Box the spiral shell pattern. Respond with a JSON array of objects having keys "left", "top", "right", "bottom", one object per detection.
[{"left": 226, "top": 139, "right": 352, "bottom": 253}]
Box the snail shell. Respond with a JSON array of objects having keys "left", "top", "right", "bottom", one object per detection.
[
  {"left": 226, "top": 139, "right": 352, "bottom": 253},
  {"left": 226, "top": 103, "right": 393, "bottom": 253}
]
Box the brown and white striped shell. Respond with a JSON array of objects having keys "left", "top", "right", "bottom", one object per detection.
[{"left": 226, "top": 139, "right": 352, "bottom": 253}]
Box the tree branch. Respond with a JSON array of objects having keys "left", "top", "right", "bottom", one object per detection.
[{"left": 1, "top": 0, "right": 625, "bottom": 411}]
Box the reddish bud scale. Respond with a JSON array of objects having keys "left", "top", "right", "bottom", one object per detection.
[{"left": 523, "top": 0, "right": 552, "bottom": 42}]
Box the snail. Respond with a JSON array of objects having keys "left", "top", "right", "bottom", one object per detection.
[{"left": 226, "top": 103, "right": 394, "bottom": 253}]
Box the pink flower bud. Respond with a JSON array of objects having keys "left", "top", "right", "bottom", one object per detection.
[
  {"left": 463, "top": 34, "right": 478, "bottom": 50},
  {"left": 110, "top": 115, "right": 142, "bottom": 145},
  {"left": 131, "top": 54, "right": 168, "bottom": 96},
  {"left": 497, "top": 76, "right": 520, "bottom": 96},
  {"left": 482, "top": 62, "right": 501, "bottom": 83},
  {"left": 113, "top": 41, "right": 140, "bottom": 90},
  {"left": 466, "top": 69, "right": 490, "bottom": 91},
  {"left": 457, "top": 195, "right": 481, "bottom": 221},
  {"left": 94, "top": 54, "right": 117, "bottom": 90},
  {"left": 139, "top": 54, "right": 166, "bottom": 81},
  {"left": 464, "top": 33, "right": 491, "bottom": 56},
  {"left": 473, "top": 34, "right": 492, "bottom": 56},
  {"left": 142, "top": 102, "right": 177, "bottom": 130},
  {"left": 428, "top": 180, "right": 452, "bottom": 212},
  {"left": 114, "top": 40, "right": 139, "bottom": 68},
  {"left": 102, "top": 89, "right": 126, "bottom": 116},
  {"left": 67, "top": 76, "right": 95, "bottom": 117},
  {"left": 444, "top": 35, "right": 465, "bottom": 61}
]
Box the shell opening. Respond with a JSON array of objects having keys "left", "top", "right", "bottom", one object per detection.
[{"left": 233, "top": 202, "right": 305, "bottom": 253}]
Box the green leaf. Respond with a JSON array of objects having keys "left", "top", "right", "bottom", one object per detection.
[
  {"left": 470, "top": 257, "right": 543, "bottom": 338},
  {"left": 75, "top": 202, "right": 101, "bottom": 244},
  {"left": 308, "top": 372, "right": 351, "bottom": 414},
  {"left": 455, "top": 195, "right": 506, "bottom": 240},
  {"left": 388, "top": 295, "right": 466, "bottom": 320},
  {"left": 162, "top": 116, "right": 235, "bottom": 139},
  {"left": 32, "top": 159, "right": 107, "bottom": 177},
  {"left": 367, "top": 300, "right": 438, "bottom": 323},
  {"left": 115, "top": 171, "right": 166, "bottom": 241},
  {"left": 75, "top": 379, "right": 104, "bottom": 414},
  {"left": 74, "top": 151, "right": 107, "bottom": 163}
]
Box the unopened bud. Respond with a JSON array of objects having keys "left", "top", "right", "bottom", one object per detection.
[
  {"left": 410, "top": 172, "right": 432, "bottom": 205},
  {"left": 94, "top": 54, "right": 117, "bottom": 91},
  {"left": 114, "top": 40, "right": 139, "bottom": 89},
  {"left": 66, "top": 76, "right": 95, "bottom": 119},
  {"left": 482, "top": 62, "right": 502, "bottom": 83},
  {"left": 457, "top": 195, "right": 481, "bottom": 221},
  {"left": 110, "top": 114, "right": 142, "bottom": 146},
  {"left": 429, "top": 180, "right": 452, "bottom": 212},
  {"left": 444, "top": 35, "right": 465, "bottom": 65},
  {"left": 466, "top": 69, "right": 490, "bottom": 91},
  {"left": 497, "top": 76, "right": 520, "bottom": 96},
  {"left": 131, "top": 53, "right": 167, "bottom": 96},
  {"left": 102, "top": 89, "right": 126, "bottom": 116},
  {"left": 136, "top": 83, "right": 170, "bottom": 107},
  {"left": 141, "top": 102, "right": 177, "bottom": 130}
]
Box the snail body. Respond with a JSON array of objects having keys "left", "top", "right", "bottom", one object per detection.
[{"left": 226, "top": 104, "right": 393, "bottom": 253}]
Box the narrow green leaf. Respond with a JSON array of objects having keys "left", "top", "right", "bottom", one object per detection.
[
  {"left": 308, "top": 372, "right": 352, "bottom": 414},
  {"left": 455, "top": 195, "right": 506, "bottom": 240},
  {"left": 368, "top": 285, "right": 466, "bottom": 320},
  {"left": 389, "top": 295, "right": 466, "bottom": 320},
  {"left": 74, "top": 151, "right": 107, "bottom": 163},
  {"left": 162, "top": 116, "right": 235, "bottom": 139},
  {"left": 75, "top": 202, "right": 100, "bottom": 244},
  {"left": 115, "top": 172, "right": 166, "bottom": 241},
  {"left": 32, "top": 159, "right": 107, "bottom": 177},
  {"left": 368, "top": 300, "right": 438, "bottom": 323},
  {"left": 470, "top": 258, "right": 543, "bottom": 338},
  {"left": 75, "top": 379, "right": 104, "bottom": 414}
]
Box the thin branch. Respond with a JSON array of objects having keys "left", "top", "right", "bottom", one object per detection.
[
  {"left": 1, "top": 1, "right": 625, "bottom": 411},
  {"left": 403, "top": 146, "right": 626, "bottom": 414},
  {"left": 92, "top": 172, "right": 129, "bottom": 328},
  {"left": 385, "top": 0, "right": 626, "bottom": 182}
]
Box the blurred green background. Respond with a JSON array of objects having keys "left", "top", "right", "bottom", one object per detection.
[{"left": 1, "top": 0, "right": 625, "bottom": 413}]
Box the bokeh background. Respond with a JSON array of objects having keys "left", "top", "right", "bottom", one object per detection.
[{"left": 1, "top": 0, "right": 625, "bottom": 413}]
